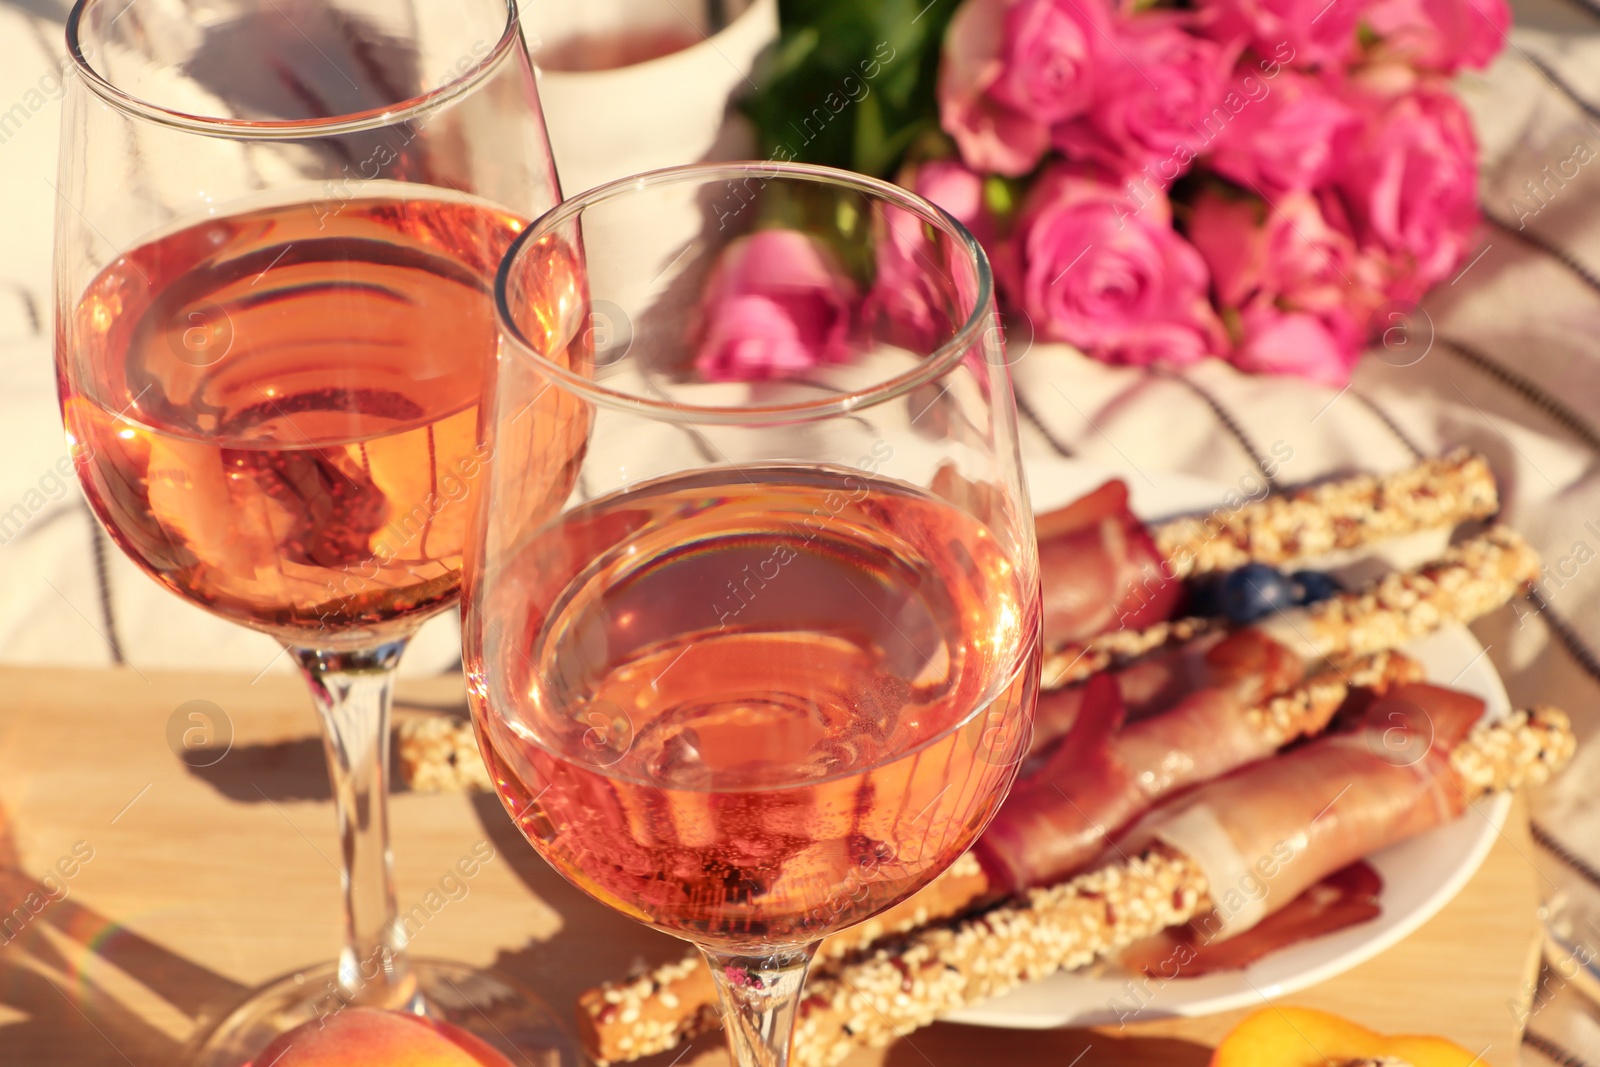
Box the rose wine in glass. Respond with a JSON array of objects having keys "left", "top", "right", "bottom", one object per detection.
[
  {"left": 63, "top": 197, "right": 519, "bottom": 642},
  {"left": 53, "top": 0, "right": 572, "bottom": 1062},
  {"left": 468, "top": 163, "right": 1042, "bottom": 1067},
  {"left": 476, "top": 466, "right": 1038, "bottom": 945}
]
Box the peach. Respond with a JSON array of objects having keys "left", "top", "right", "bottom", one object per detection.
[
  {"left": 251, "top": 1007, "right": 514, "bottom": 1067},
  {"left": 1210, "top": 1006, "right": 1487, "bottom": 1067}
]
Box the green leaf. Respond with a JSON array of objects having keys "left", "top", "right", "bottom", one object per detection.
[
  {"left": 749, "top": 180, "right": 881, "bottom": 283},
  {"left": 983, "top": 175, "right": 1018, "bottom": 220},
  {"left": 740, "top": 0, "right": 961, "bottom": 177}
]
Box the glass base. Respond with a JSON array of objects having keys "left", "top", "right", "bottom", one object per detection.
[{"left": 187, "top": 958, "right": 582, "bottom": 1067}]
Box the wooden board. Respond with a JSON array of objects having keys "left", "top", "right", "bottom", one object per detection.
[{"left": 0, "top": 666, "right": 1540, "bottom": 1066}]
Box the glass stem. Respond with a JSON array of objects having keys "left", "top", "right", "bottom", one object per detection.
[
  {"left": 290, "top": 639, "right": 419, "bottom": 1011},
  {"left": 700, "top": 945, "right": 817, "bottom": 1067}
]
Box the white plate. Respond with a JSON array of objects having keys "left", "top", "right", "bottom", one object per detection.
[{"left": 943, "top": 456, "right": 1512, "bottom": 1029}]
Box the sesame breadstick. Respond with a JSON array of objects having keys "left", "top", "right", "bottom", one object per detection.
[
  {"left": 406, "top": 525, "right": 1505, "bottom": 793},
  {"left": 396, "top": 716, "right": 493, "bottom": 794},
  {"left": 1449, "top": 707, "right": 1576, "bottom": 794},
  {"left": 791, "top": 842, "right": 1207, "bottom": 1067},
  {"left": 1251, "top": 526, "right": 1539, "bottom": 662},
  {"left": 1246, "top": 650, "right": 1424, "bottom": 744},
  {"left": 1149, "top": 448, "right": 1499, "bottom": 580},
  {"left": 840, "top": 652, "right": 1418, "bottom": 955},
  {"left": 1042, "top": 615, "right": 1222, "bottom": 688},
  {"left": 1044, "top": 526, "right": 1540, "bottom": 688}
]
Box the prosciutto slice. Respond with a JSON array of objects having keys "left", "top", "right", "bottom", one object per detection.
[
  {"left": 1119, "top": 861, "right": 1384, "bottom": 979},
  {"left": 977, "top": 673, "right": 1133, "bottom": 894},
  {"left": 1037, "top": 479, "right": 1183, "bottom": 647},
  {"left": 1030, "top": 625, "right": 1306, "bottom": 759},
  {"left": 1142, "top": 682, "right": 1483, "bottom": 937},
  {"left": 982, "top": 626, "right": 1328, "bottom": 893}
]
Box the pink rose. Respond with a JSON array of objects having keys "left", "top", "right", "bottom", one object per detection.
[
  {"left": 1189, "top": 190, "right": 1381, "bottom": 317},
  {"left": 1334, "top": 84, "right": 1480, "bottom": 301},
  {"left": 1262, "top": 193, "right": 1387, "bottom": 331},
  {"left": 866, "top": 164, "right": 993, "bottom": 353},
  {"left": 1207, "top": 70, "right": 1359, "bottom": 193},
  {"left": 908, "top": 157, "right": 1000, "bottom": 250},
  {"left": 1195, "top": 0, "right": 1361, "bottom": 70},
  {"left": 1231, "top": 300, "right": 1362, "bottom": 385},
  {"left": 1009, "top": 166, "right": 1224, "bottom": 366},
  {"left": 1365, "top": 0, "right": 1509, "bottom": 73},
  {"left": 1053, "top": 15, "right": 1235, "bottom": 185},
  {"left": 695, "top": 230, "right": 858, "bottom": 382},
  {"left": 1189, "top": 189, "right": 1385, "bottom": 384},
  {"left": 939, "top": 0, "right": 1111, "bottom": 176},
  {"left": 990, "top": 0, "right": 1104, "bottom": 122},
  {"left": 1186, "top": 190, "right": 1268, "bottom": 308}
]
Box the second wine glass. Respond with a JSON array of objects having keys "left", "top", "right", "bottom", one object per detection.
[
  {"left": 467, "top": 161, "right": 1042, "bottom": 1066},
  {"left": 52, "top": 0, "right": 570, "bottom": 1062}
]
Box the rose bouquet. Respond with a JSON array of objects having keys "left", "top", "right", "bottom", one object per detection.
[{"left": 725, "top": 0, "right": 1506, "bottom": 385}]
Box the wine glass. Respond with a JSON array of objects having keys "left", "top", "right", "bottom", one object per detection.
[
  {"left": 52, "top": 0, "right": 572, "bottom": 1062},
  {"left": 465, "top": 161, "right": 1042, "bottom": 1066}
]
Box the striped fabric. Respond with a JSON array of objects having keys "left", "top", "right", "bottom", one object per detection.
[{"left": 3, "top": 0, "right": 1600, "bottom": 1059}]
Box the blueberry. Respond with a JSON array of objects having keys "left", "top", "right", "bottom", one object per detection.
[
  {"left": 1290, "top": 569, "right": 1343, "bottom": 605},
  {"left": 1217, "top": 563, "right": 1295, "bottom": 623},
  {"left": 1186, "top": 573, "right": 1227, "bottom": 617}
]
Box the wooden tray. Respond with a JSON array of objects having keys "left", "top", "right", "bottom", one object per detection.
[{"left": 0, "top": 666, "right": 1540, "bottom": 1066}]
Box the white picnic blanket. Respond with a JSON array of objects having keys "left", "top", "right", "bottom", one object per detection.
[{"left": 3, "top": 0, "right": 1600, "bottom": 1059}]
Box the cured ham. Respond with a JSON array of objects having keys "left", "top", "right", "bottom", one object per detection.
[
  {"left": 1029, "top": 625, "right": 1306, "bottom": 760},
  {"left": 1119, "top": 861, "right": 1384, "bottom": 979},
  {"left": 976, "top": 651, "right": 1417, "bottom": 895},
  {"left": 1036, "top": 479, "right": 1182, "bottom": 646},
  {"left": 1139, "top": 682, "right": 1482, "bottom": 937},
  {"left": 979, "top": 673, "right": 1137, "bottom": 895}
]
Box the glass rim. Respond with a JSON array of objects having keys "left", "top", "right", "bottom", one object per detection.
[
  {"left": 65, "top": 0, "right": 522, "bottom": 139},
  {"left": 494, "top": 160, "right": 997, "bottom": 427}
]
